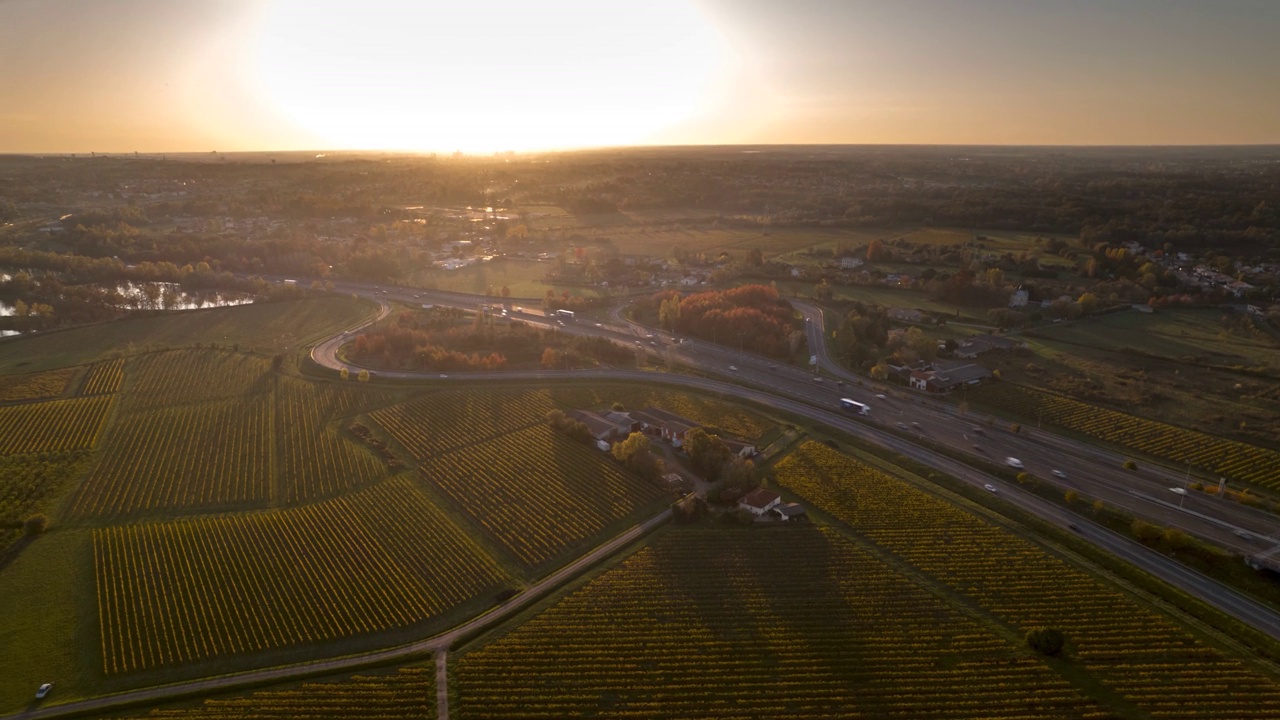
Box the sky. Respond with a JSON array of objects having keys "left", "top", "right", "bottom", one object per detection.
[{"left": 1, "top": 0, "right": 1278, "bottom": 153}]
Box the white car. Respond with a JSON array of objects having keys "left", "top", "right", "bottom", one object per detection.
[
  {"left": 36, "top": 683, "right": 52, "bottom": 699},
  {"left": 1169, "top": 487, "right": 1187, "bottom": 496},
  {"left": 1005, "top": 457, "right": 1024, "bottom": 470},
  {"left": 984, "top": 484, "right": 998, "bottom": 494},
  {"left": 439, "top": 374, "right": 448, "bottom": 379},
  {"left": 729, "top": 365, "right": 739, "bottom": 372},
  {"left": 875, "top": 393, "right": 886, "bottom": 400},
  {"left": 812, "top": 376, "right": 823, "bottom": 383},
  {"left": 1052, "top": 469, "right": 1067, "bottom": 479}
]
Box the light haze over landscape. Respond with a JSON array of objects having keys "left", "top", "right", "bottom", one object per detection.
[
  {"left": 2, "top": 0, "right": 1280, "bottom": 152},
  {"left": 4, "top": 2, "right": 1280, "bottom": 719}
]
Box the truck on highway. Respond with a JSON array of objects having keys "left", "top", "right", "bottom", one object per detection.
[
  {"left": 840, "top": 398, "right": 871, "bottom": 416},
  {"left": 556, "top": 309, "right": 575, "bottom": 321}
]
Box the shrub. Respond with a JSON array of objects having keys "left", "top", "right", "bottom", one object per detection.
[
  {"left": 1064, "top": 490, "right": 1078, "bottom": 503},
  {"left": 23, "top": 514, "right": 48, "bottom": 537},
  {"left": 1026, "top": 627, "right": 1067, "bottom": 657}
]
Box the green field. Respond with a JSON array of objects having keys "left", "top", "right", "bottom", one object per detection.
[
  {"left": 985, "top": 307, "right": 1280, "bottom": 449},
  {"left": 407, "top": 257, "right": 569, "bottom": 299},
  {"left": 0, "top": 296, "right": 377, "bottom": 373}
]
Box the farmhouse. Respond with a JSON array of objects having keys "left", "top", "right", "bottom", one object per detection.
[
  {"left": 773, "top": 503, "right": 808, "bottom": 522},
  {"left": 739, "top": 488, "right": 782, "bottom": 516}
]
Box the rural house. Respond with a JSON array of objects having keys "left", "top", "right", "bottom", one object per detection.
[{"left": 739, "top": 488, "right": 782, "bottom": 516}]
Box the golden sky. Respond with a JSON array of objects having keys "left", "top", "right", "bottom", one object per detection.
[{"left": 1, "top": 0, "right": 1278, "bottom": 152}]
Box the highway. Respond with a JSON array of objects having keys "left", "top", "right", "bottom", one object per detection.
[{"left": 318, "top": 277, "right": 1280, "bottom": 556}]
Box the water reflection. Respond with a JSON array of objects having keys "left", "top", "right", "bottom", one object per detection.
[{"left": 111, "top": 282, "right": 254, "bottom": 311}]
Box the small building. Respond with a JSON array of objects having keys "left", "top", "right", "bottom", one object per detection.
[
  {"left": 739, "top": 488, "right": 782, "bottom": 516},
  {"left": 954, "top": 334, "right": 1019, "bottom": 359},
  {"left": 721, "top": 437, "right": 758, "bottom": 460},
  {"left": 840, "top": 256, "right": 864, "bottom": 270},
  {"left": 661, "top": 420, "right": 696, "bottom": 448},
  {"left": 909, "top": 362, "right": 992, "bottom": 394},
  {"left": 1009, "top": 289, "right": 1029, "bottom": 308},
  {"left": 604, "top": 411, "right": 641, "bottom": 434},
  {"left": 567, "top": 409, "right": 629, "bottom": 442},
  {"left": 773, "top": 503, "right": 808, "bottom": 522}
]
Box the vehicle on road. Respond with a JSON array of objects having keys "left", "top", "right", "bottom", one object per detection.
[
  {"left": 971, "top": 426, "right": 985, "bottom": 436},
  {"left": 812, "top": 376, "right": 823, "bottom": 383},
  {"left": 769, "top": 364, "right": 777, "bottom": 370},
  {"left": 1236, "top": 530, "right": 1255, "bottom": 540},
  {"left": 556, "top": 309, "right": 575, "bottom": 321},
  {"left": 840, "top": 398, "right": 870, "bottom": 415},
  {"left": 896, "top": 422, "right": 909, "bottom": 430},
  {"left": 1005, "top": 457, "right": 1024, "bottom": 470},
  {"left": 439, "top": 374, "right": 448, "bottom": 379},
  {"left": 836, "top": 380, "right": 845, "bottom": 386},
  {"left": 973, "top": 444, "right": 983, "bottom": 452},
  {"left": 729, "top": 365, "right": 738, "bottom": 372},
  {"left": 1169, "top": 487, "right": 1188, "bottom": 496},
  {"left": 1052, "top": 469, "right": 1068, "bottom": 479},
  {"left": 911, "top": 421, "right": 921, "bottom": 429},
  {"left": 875, "top": 393, "right": 886, "bottom": 399},
  {"left": 36, "top": 683, "right": 52, "bottom": 699},
  {"left": 594, "top": 322, "right": 603, "bottom": 328},
  {"left": 1069, "top": 523, "right": 1081, "bottom": 532},
  {"left": 984, "top": 484, "right": 998, "bottom": 494}
]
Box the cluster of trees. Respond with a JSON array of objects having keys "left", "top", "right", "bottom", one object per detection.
[
  {"left": 639, "top": 284, "right": 805, "bottom": 358},
  {"left": 611, "top": 432, "right": 665, "bottom": 481},
  {"left": 348, "top": 309, "right": 633, "bottom": 371},
  {"left": 545, "top": 410, "right": 592, "bottom": 443}
]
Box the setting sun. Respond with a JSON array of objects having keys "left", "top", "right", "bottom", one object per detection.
[{"left": 251, "top": 0, "right": 731, "bottom": 153}]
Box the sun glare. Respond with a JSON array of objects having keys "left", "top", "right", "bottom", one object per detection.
[{"left": 253, "top": 0, "right": 729, "bottom": 153}]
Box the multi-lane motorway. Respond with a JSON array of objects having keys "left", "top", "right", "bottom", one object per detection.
[
  {"left": 317, "top": 277, "right": 1280, "bottom": 558},
  {"left": 304, "top": 278, "right": 1280, "bottom": 641}
]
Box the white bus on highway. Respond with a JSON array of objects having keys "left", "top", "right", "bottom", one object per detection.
[
  {"left": 556, "top": 309, "right": 575, "bottom": 321},
  {"left": 840, "top": 398, "right": 870, "bottom": 415}
]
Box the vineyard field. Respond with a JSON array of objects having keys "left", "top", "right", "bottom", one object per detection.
[
  {"left": 70, "top": 397, "right": 274, "bottom": 517},
  {"left": 94, "top": 477, "right": 508, "bottom": 674},
  {"left": 80, "top": 358, "right": 125, "bottom": 395},
  {"left": 420, "top": 424, "right": 666, "bottom": 568},
  {"left": 455, "top": 527, "right": 1105, "bottom": 719},
  {"left": 974, "top": 383, "right": 1280, "bottom": 490},
  {"left": 124, "top": 349, "right": 271, "bottom": 410},
  {"left": 369, "top": 389, "right": 558, "bottom": 461},
  {"left": 277, "top": 378, "right": 390, "bottom": 502},
  {"left": 774, "top": 441, "right": 1280, "bottom": 717},
  {"left": 0, "top": 395, "right": 115, "bottom": 456},
  {"left": 118, "top": 667, "right": 435, "bottom": 719},
  {"left": 0, "top": 367, "right": 77, "bottom": 402},
  {"left": 561, "top": 385, "right": 772, "bottom": 440}
]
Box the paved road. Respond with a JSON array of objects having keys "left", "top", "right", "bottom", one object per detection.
[{"left": 10, "top": 510, "right": 671, "bottom": 720}]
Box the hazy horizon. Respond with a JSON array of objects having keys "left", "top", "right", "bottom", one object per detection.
[{"left": 4, "top": 0, "right": 1279, "bottom": 153}]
